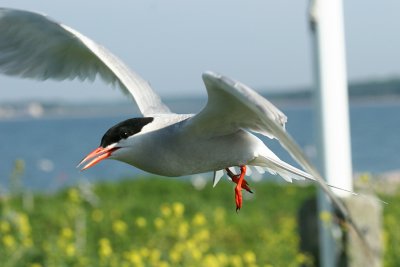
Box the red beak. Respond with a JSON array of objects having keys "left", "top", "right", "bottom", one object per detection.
[{"left": 78, "top": 146, "right": 119, "bottom": 171}]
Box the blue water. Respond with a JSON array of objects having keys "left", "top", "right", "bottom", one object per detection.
[{"left": 1, "top": 101, "right": 399, "bottom": 191}]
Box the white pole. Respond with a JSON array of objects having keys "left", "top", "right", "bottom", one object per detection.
[
  {"left": 309, "top": 0, "right": 353, "bottom": 266},
  {"left": 311, "top": 0, "right": 353, "bottom": 195}
]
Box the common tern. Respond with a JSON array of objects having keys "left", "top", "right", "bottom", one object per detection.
[{"left": 0, "top": 8, "right": 355, "bottom": 213}]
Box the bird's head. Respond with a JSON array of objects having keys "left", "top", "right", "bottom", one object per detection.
[{"left": 78, "top": 117, "right": 154, "bottom": 170}]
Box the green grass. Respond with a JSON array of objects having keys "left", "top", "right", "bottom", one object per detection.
[
  {"left": 1, "top": 177, "right": 316, "bottom": 267},
  {"left": 0, "top": 176, "right": 399, "bottom": 266},
  {"left": 381, "top": 191, "right": 400, "bottom": 267}
]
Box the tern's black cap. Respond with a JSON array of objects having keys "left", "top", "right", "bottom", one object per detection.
[{"left": 100, "top": 117, "right": 154, "bottom": 147}]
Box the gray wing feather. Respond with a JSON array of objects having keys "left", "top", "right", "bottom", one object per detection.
[
  {"left": 186, "top": 71, "right": 287, "bottom": 139},
  {"left": 0, "top": 8, "right": 171, "bottom": 116}
]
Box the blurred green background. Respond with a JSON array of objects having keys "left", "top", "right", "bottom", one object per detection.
[{"left": 1, "top": 162, "right": 399, "bottom": 267}]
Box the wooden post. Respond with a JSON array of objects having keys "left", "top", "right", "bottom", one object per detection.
[{"left": 342, "top": 195, "right": 383, "bottom": 267}]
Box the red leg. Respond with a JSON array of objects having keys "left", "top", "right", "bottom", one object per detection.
[{"left": 226, "top": 166, "right": 247, "bottom": 211}]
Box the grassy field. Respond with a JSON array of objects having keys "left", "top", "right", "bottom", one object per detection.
[{"left": 0, "top": 175, "right": 399, "bottom": 267}]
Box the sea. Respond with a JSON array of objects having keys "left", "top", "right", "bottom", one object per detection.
[{"left": 1, "top": 99, "right": 399, "bottom": 192}]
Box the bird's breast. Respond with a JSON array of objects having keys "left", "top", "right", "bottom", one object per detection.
[{"left": 118, "top": 128, "right": 263, "bottom": 177}]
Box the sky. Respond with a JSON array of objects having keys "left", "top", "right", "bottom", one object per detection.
[{"left": 0, "top": 0, "right": 399, "bottom": 103}]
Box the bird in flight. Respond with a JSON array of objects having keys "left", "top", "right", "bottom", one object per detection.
[{"left": 0, "top": 8, "right": 353, "bottom": 212}]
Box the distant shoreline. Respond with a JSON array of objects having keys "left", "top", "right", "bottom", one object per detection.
[
  {"left": 1, "top": 96, "right": 400, "bottom": 121},
  {"left": 2, "top": 75, "right": 400, "bottom": 120}
]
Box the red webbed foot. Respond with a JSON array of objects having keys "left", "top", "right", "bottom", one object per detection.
[
  {"left": 230, "top": 175, "right": 253, "bottom": 194},
  {"left": 235, "top": 185, "right": 242, "bottom": 211}
]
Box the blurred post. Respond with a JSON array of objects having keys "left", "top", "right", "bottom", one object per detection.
[{"left": 309, "top": 0, "right": 352, "bottom": 266}]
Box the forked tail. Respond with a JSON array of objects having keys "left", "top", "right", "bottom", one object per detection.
[{"left": 250, "top": 152, "right": 358, "bottom": 196}]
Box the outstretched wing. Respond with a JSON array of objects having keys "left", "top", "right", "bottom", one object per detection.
[
  {"left": 0, "top": 8, "right": 171, "bottom": 116},
  {"left": 186, "top": 71, "right": 370, "bottom": 254},
  {"left": 185, "top": 71, "right": 287, "bottom": 139}
]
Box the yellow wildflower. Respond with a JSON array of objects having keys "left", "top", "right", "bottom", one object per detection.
[
  {"left": 186, "top": 239, "right": 196, "bottom": 250},
  {"left": 319, "top": 211, "right": 332, "bottom": 225},
  {"left": 194, "top": 229, "right": 210, "bottom": 242},
  {"left": 65, "top": 243, "right": 76, "bottom": 257},
  {"left": 202, "top": 254, "right": 219, "bottom": 267},
  {"left": 135, "top": 217, "right": 147, "bottom": 228},
  {"left": 359, "top": 173, "right": 371, "bottom": 184},
  {"left": 149, "top": 249, "right": 161, "bottom": 264},
  {"left": 68, "top": 188, "right": 80, "bottom": 203},
  {"left": 231, "top": 254, "right": 243, "bottom": 267},
  {"left": 99, "top": 238, "right": 113, "bottom": 258},
  {"left": 243, "top": 250, "right": 256, "bottom": 264},
  {"left": 296, "top": 253, "right": 308, "bottom": 264},
  {"left": 172, "top": 202, "right": 185, "bottom": 217},
  {"left": 126, "top": 250, "right": 143, "bottom": 266},
  {"left": 61, "top": 227, "right": 73, "bottom": 239},
  {"left": 280, "top": 216, "right": 296, "bottom": 230},
  {"left": 216, "top": 253, "right": 229, "bottom": 265},
  {"left": 178, "top": 221, "right": 189, "bottom": 238},
  {"left": 0, "top": 220, "right": 11, "bottom": 233},
  {"left": 191, "top": 249, "right": 202, "bottom": 261},
  {"left": 112, "top": 219, "right": 127, "bottom": 235},
  {"left": 158, "top": 261, "right": 170, "bottom": 267},
  {"left": 154, "top": 218, "right": 165, "bottom": 229},
  {"left": 92, "top": 209, "right": 104, "bottom": 222},
  {"left": 17, "top": 213, "right": 31, "bottom": 236},
  {"left": 382, "top": 230, "right": 389, "bottom": 248},
  {"left": 192, "top": 212, "right": 207, "bottom": 226},
  {"left": 160, "top": 204, "right": 172, "bottom": 217},
  {"left": 169, "top": 249, "right": 182, "bottom": 263},
  {"left": 2, "top": 234, "right": 16, "bottom": 249},
  {"left": 30, "top": 264, "right": 42, "bottom": 267},
  {"left": 140, "top": 247, "right": 149, "bottom": 257}
]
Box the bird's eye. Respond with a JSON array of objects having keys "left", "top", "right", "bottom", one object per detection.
[{"left": 120, "top": 132, "right": 129, "bottom": 139}]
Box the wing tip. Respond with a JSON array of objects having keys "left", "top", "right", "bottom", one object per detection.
[
  {"left": 202, "top": 71, "right": 238, "bottom": 89},
  {"left": 202, "top": 71, "right": 220, "bottom": 81}
]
